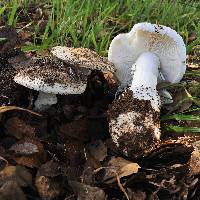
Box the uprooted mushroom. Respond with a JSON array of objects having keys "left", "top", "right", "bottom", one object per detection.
[
  {"left": 14, "top": 47, "right": 115, "bottom": 111},
  {"left": 108, "top": 22, "right": 186, "bottom": 158},
  {"left": 108, "top": 22, "right": 186, "bottom": 103}
]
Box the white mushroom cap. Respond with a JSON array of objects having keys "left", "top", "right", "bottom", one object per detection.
[
  {"left": 14, "top": 73, "right": 86, "bottom": 95},
  {"left": 108, "top": 22, "right": 186, "bottom": 86},
  {"left": 14, "top": 57, "right": 89, "bottom": 95},
  {"left": 51, "top": 46, "right": 115, "bottom": 73}
]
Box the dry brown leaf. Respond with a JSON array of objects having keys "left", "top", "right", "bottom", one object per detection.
[
  {"left": 0, "top": 181, "right": 27, "bottom": 200},
  {"left": 118, "top": 162, "right": 140, "bottom": 179},
  {"left": 11, "top": 139, "right": 46, "bottom": 168},
  {"left": 87, "top": 140, "right": 107, "bottom": 162},
  {"left": 10, "top": 142, "right": 39, "bottom": 155},
  {"left": 37, "top": 161, "right": 62, "bottom": 178},
  {"left": 35, "top": 175, "right": 61, "bottom": 200},
  {"left": 9, "top": 139, "right": 43, "bottom": 155},
  {"left": 14, "top": 156, "right": 42, "bottom": 168},
  {"left": 69, "top": 181, "right": 106, "bottom": 200},
  {"left": 59, "top": 118, "right": 89, "bottom": 142},
  {"left": 96, "top": 157, "right": 140, "bottom": 184},
  {"left": 0, "top": 106, "right": 42, "bottom": 116},
  {"left": 109, "top": 157, "right": 140, "bottom": 179},
  {"left": 4, "top": 117, "right": 37, "bottom": 139},
  {"left": 0, "top": 156, "right": 8, "bottom": 171},
  {"left": 165, "top": 88, "right": 192, "bottom": 113},
  {"left": 188, "top": 150, "right": 200, "bottom": 175},
  {"left": 0, "top": 166, "right": 32, "bottom": 187}
]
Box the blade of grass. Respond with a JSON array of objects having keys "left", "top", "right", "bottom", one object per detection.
[
  {"left": 8, "top": 0, "right": 18, "bottom": 26},
  {"left": 164, "top": 125, "right": 200, "bottom": 133},
  {"left": 161, "top": 114, "right": 200, "bottom": 121}
]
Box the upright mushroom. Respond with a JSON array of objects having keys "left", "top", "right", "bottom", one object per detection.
[
  {"left": 108, "top": 23, "right": 186, "bottom": 158},
  {"left": 108, "top": 22, "right": 186, "bottom": 102},
  {"left": 14, "top": 48, "right": 115, "bottom": 111}
]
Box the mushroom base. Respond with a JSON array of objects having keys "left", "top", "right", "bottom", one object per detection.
[
  {"left": 34, "top": 92, "right": 57, "bottom": 111},
  {"left": 108, "top": 89, "right": 160, "bottom": 159}
]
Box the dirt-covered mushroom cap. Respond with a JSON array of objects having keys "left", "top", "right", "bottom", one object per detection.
[
  {"left": 14, "top": 57, "right": 89, "bottom": 95},
  {"left": 108, "top": 22, "right": 186, "bottom": 86},
  {"left": 14, "top": 57, "right": 91, "bottom": 111},
  {"left": 51, "top": 46, "right": 115, "bottom": 73}
]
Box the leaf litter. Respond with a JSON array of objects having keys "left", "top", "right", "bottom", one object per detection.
[{"left": 0, "top": 22, "right": 200, "bottom": 200}]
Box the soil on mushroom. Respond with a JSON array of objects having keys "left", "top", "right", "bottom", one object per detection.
[
  {"left": 17, "top": 57, "right": 91, "bottom": 87},
  {"left": 108, "top": 89, "right": 160, "bottom": 158}
]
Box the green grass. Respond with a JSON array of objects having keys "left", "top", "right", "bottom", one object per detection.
[
  {"left": 1, "top": 0, "right": 200, "bottom": 55},
  {"left": 1, "top": 0, "right": 200, "bottom": 133}
]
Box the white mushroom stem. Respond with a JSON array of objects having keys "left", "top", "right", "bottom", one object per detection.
[
  {"left": 34, "top": 92, "right": 57, "bottom": 111},
  {"left": 130, "top": 52, "right": 161, "bottom": 111},
  {"left": 108, "top": 52, "right": 162, "bottom": 158}
]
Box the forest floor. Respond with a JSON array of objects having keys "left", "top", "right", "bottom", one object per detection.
[{"left": 0, "top": 1, "right": 200, "bottom": 199}]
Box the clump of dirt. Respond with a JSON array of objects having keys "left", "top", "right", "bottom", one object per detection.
[
  {"left": 108, "top": 89, "right": 160, "bottom": 158},
  {"left": 0, "top": 50, "right": 29, "bottom": 106},
  {"left": 0, "top": 26, "right": 20, "bottom": 53},
  {"left": 108, "top": 89, "right": 159, "bottom": 123}
]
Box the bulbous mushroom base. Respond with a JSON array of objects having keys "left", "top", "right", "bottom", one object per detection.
[{"left": 108, "top": 89, "right": 160, "bottom": 159}]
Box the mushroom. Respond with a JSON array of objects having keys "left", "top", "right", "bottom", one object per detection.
[
  {"left": 108, "top": 23, "right": 186, "bottom": 158},
  {"left": 108, "top": 52, "right": 161, "bottom": 158},
  {"left": 14, "top": 48, "right": 115, "bottom": 111},
  {"left": 108, "top": 22, "right": 186, "bottom": 103},
  {"left": 51, "top": 46, "right": 115, "bottom": 73},
  {"left": 14, "top": 57, "right": 90, "bottom": 111}
]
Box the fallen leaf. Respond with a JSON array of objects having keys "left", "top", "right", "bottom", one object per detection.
[
  {"left": 9, "top": 139, "right": 43, "bottom": 155},
  {"left": 188, "top": 150, "right": 200, "bottom": 175},
  {"left": 0, "top": 156, "right": 8, "bottom": 171},
  {"left": 59, "top": 118, "right": 89, "bottom": 142},
  {"left": 95, "top": 157, "right": 140, "bottom": 184},
  {"left": 69, "top": 181, "right": 106, "bottom": 200},
  {"left": 35, "top": 160, "right": 66, "bottom": 199},
  {"left": 37, "top": 161, "right": 62, "bottom": 178},
  {"left": 4, "top": 117, "right": 37, "bottom": 139},
  {"left": 87, "top": 140, "right": 107, "bottom": 162},
  {"left": 0, "top": 106, "right": 42, "bottom": 116},
  {"left": 165, "top": 88, "right": 193, "bottom": 113},
  {"left": 0, "top": 166, "right": 32, "bottom": 187},
  {"left": 109, "top": 157, "right": 140, "bottom": 179},
  {"left": 11, "top": 138, "right": 46, "bottom": 168},
  {"left": 14, "top": 156, "right": 42, "bottom": 169},
  {"left": 35, "top": 175, "right": 61, "bottom": 200},
  {"left": 0, "top": 181, "right": 26, "bottom": 200}
]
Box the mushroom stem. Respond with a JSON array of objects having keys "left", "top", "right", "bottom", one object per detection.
[
  {"left": 108, "top": 53, "right": 162, "bottom": 158},
  {"left": 34, "top": 92, "right": 57, "bottom": 111},
  {"left": 130, "top": 52, "right": 161, "bottom": 110}
]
